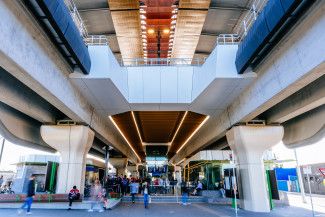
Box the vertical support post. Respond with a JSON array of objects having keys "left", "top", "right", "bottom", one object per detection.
[
  {"left": 307, "top": 173, "right": 315, "bottom": 217},
  {"left": 243, "top": 21, "right": 247, "bottom": 36},
  {"left": 0, "top": 137, "right": 5, "bottom": 165},
  {"left": 294, "top": 149, "right": 307, "bottom": 203},
  {"left": 252, "top": 4, "right": 257, "bottom": 20},
  {"left": 105, "top": 146, "right": 109, "bottom": 179},
  {"left": 187, "top": 164, "right": 190, "bottom": 182}
]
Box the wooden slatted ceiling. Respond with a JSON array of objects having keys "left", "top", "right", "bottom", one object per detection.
[
  {"left": 111, "top": 111, "right": 207, "bottom": 160},
  {"left": 111, "top": 112, "right": 145, "bottom": 160},
  {"left": 108, "top": 0, "right": 143, "bottom": 62},
  {"left": 167, "top": 112, "right": 206, "bottom": 158},
  {"left": 135, "top": 111, "right": 184, "bottom": 143},
  {"left": 171, "top": 0, "right": 210, "bottom": 60}
]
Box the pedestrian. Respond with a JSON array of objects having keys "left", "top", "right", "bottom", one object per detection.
[
  {"left": 142, "top": 180, "right": 150, "bottom": 209},
  {"left": 129, "top": 179, "right": 139, "bottom": 203},
  {"left": 0, "top": 175, "right": 3, "bottom": 188},
  {"left": 181, "top": 180, "right": 189, "bottom": 205},
  {"left": 18, "top": 175, "right": 36, "bottom": 215},
  {"left": 67, "top": 186, "right": 80, "bottom": 210},
  {"left": 88, "top": 179, "right": 104, "bottom": 212},
  {"left": 193, "top": 180, "right": 202, "bottom": 196},
  {"left": 121, "top": 175, "right": 129, "bottom": 196}
]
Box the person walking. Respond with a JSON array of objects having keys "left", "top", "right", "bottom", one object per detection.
[
  {"left": 129, "top": 179, "right": 139, "bottom": 203},
  {"left": 67, "top": 186, "right": 80, "bottom": 210},
  {"left": 18, "top": 175, "right": 36, "bottom": 215},
  {"left": 88, "top": 180, "right": 104, "bottom": 212},
  {"left": 181, "top": 180, "right": 189, "bottom": 205},
  {"left": 142, "top": 181, "right": 150, "bottom": 209},
  {"left": 0, "top": 175, "right": 4, "bottom": 188}
]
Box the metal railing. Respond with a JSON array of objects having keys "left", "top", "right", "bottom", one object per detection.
[
  {"left": 64, "top": 0, "right": 88, "bottom": 38},
  {"left": 119, "top": 57, "right": 207, "bottom": 67},
  {"left": 85, "top": 35, "right": 108, "bottom": 45},
  {"left": 236, "top": 0, "right": 268, "bottom": 41},
  {"left": 216, "top": 34, "right": 240, "bottom": 45}
]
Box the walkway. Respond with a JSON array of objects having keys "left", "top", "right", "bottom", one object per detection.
[{"left": 1, "top": 203, "right": 324, "bottom": 217}]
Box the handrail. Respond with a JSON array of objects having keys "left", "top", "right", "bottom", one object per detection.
[
  {"left": 85, "top": 35, "right": 108, "bottom": 45},
  {"left": 64, "top": 0, "right": 88, "bottom": 38},
  {"left": 236, "top": 0, "right": 268, "bottom": 41},
  {"left": 119, "top": 58, "right": 207, "bottom": 66},
  {"left": 216, "top": 34, "right": 240, "bottom": 45}
]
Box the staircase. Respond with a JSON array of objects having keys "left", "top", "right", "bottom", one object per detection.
[{"left": 122, "top": 195, "right": 206, "bottom": 203}]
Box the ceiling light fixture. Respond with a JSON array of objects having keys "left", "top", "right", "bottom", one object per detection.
[
  {"left": 170, "top": 111, "right": 188, "bottom": 146},
  {"left": 163, "top": 29, "right": 170, "bottom": 34},
  {"left": 131, "top": 111, "right": 143, "bottom": 143},
  {"left": 109, "top": 116, "right": 141, "bottom": 161},
  {"left": 176, "top": 116, "right": 210, "bottom": 154},
  {"left": 147, "top": 29, "right": 155, "bottom": 34}
]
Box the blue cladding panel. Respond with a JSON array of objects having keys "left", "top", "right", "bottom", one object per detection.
[
  {"left": 235, "top": 0, "right": 303, "bottom": 74},
  {"left": 52, "top": 1, "right": 69, "bottom": 34},
  {"left": 43, "top": 0, "right": 60, "bottom": 13},
  {"left": 280, "top": 0, "right": 296, "bottom": 11},
  {"left": 264, "top": 0, "right": 285, "bottom": 31},
  {"left": 235, "top": 11, "right": 269, "bottom": 73},
  {"left": 40, "top": 0, "right": 91, "bottom": 74}
]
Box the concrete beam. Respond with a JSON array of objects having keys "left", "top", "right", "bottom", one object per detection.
[
  {"left": 171, "top": 1, "right": 325, "bottom": 164},
  {"left": 0, "top": 1, "right": 137, "bottom": 163},
  {"left": 283, "top": 105, "right": 325, "bottom": 148},
  {"left": 0, "top": 102, "right": 55, "bottom": 153},
  {"left": 265, "top": 76, "right": 325, "bottom": 124},
  {"left": 0, "top": 67, "right": 60, "bottom": 124}
]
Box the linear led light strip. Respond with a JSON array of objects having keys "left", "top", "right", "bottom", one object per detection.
[
  {"left": 176, "top": 116, "right": 210, "bottom": 154},
  {"left": 131, "top": 111, "right": 143, "bottom": 143},
  {"left": 109, "top": 116, "right": 141, "bottom": 162},
  {"left": 170, "top": 111, "right": 188, "bottom": 146}
]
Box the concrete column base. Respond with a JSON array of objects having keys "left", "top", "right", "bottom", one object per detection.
[
  {"left": 40, "top": 125, "right": 94, "bottom": 193},
  {"left": 226, "top": 126, "right": 284, "bottom": 212}
]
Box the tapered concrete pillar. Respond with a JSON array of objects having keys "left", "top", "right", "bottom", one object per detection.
[
  {"left": 109, "top": 158, "right": 127, "bottom": 176},
  {"left": 226, "top": 126, "right": 283, "bottom": 212},
  {"left": 41, "top": 125, "right": 94, "bottom": 194}
]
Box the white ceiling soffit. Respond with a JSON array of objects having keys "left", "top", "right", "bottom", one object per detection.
[
  {"left": 108, "top": 0, "right": 143, "bottom": 62},
  {"left": 172, "top": 0, "right": 211, "bottom": 60}
]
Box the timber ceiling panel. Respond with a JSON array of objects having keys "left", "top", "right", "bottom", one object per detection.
[
  {"left": 111, "top": 111, "right": 207, "bottom": 160},
  {"left": 168, "top": 112, "right": 206, "bottom": 158},
  {"left": 108, "top": 0, "right": 143, "bottom": 61},
  {"left": 135, "top": 111, "right": 184, "bottom": 143},
  {"left": 108, "top": 0, "right": 139, "bottom": 10},
  {"left": 179, "top": 0, "right": 211, "bottom": 9},
  {"left": 111, "top": 112, "right": 145, "bottom": 160},
  {"left": 171, "top": 0, "right": 210, "bottom": 60}
]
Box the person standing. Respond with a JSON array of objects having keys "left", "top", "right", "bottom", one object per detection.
[
  {"left": 67, "top": 186, "right": 80, "bottom": 210},
  {"left": 121, "top": 175, "right": 129, "bottom": 196},
  {"left": 18, "top": 175, "right": 36, "bottom": 215}
]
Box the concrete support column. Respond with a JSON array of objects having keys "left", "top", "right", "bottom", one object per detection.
[
  {"left": 41, "top": 125, "right": 94, "bottom": 194},
  {"left": 109, "top": 158, "right": 127, "bottom": 176},
  {"left": 226, "top": 126, "right": 283, "bottom": 212}
]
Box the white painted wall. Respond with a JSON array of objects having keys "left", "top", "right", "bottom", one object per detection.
[{"left": 81, "top": 44, "right": 242, "bottom": 106}]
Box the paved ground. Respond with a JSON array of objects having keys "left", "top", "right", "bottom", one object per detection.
[{"left": 1, "top": 203, "right": 325, "bottom": 217}]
